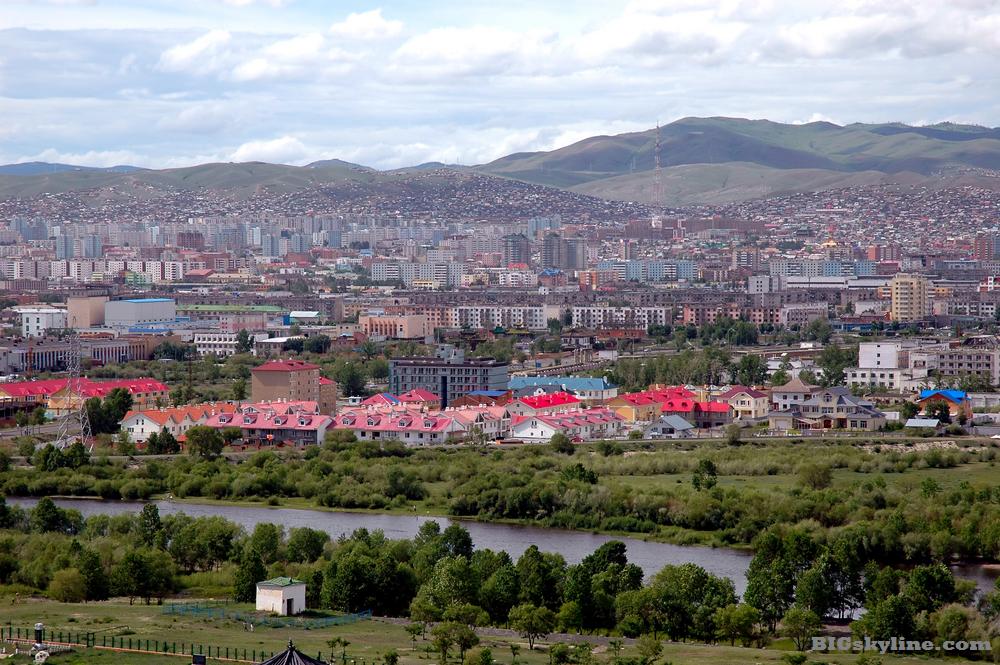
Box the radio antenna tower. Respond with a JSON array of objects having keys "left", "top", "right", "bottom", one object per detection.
[
  {"left": 651, "top": 122, "right": 664, "bottom": 228},
  {"left": 52, "top": 333, "right": 92, "bottom": 450}
]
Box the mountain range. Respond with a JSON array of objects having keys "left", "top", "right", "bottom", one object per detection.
[{"left": 3, "top": 117, "right": 1000, "bottom": 206}]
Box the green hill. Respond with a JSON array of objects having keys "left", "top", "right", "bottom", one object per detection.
[{"left": 479, "top": 117, "right": 1000, "bottom": 203}]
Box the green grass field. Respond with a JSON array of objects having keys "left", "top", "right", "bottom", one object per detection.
[{"left": 1, "top": 601, "right": 993, "bottom": 665}]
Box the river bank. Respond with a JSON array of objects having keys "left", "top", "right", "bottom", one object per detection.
[{"left": 9, "top": 496, "right": 1000, "bottom": 598}]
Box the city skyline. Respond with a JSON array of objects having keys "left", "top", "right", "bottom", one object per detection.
[{"left": 3, "top": 0, "right": 999, "bottom": 170}]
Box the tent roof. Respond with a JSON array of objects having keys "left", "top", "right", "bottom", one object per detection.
[{"left": 260, "top": 641, "right": 328, "bottom": 665}]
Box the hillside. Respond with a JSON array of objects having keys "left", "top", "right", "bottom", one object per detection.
[
  {"left": 3, "top": 118, "right": 1000, "bottom": 206},
  {"left": 479, "top": 117, "right": 1000, "bottom": 203}
]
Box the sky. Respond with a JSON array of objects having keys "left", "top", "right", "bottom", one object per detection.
[{"left": 1, "top": 0, "right": 999, "bottom": 170}]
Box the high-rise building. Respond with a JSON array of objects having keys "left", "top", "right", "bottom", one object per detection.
[
  {"left": 890, "top": 273, "right": 931, "bottom": 322},
  {"left": 562, "top": 237, "right": 588, "bottom": 270},
  {"left": 82, "top": 236, "right": 104, "bottom": 259},
  {"left": 502, "top": 233, "right": 531, "bottom": 266},
  {"left": 541, "top": 232, "right": 562, "bottom": 269},
  {"left": 54, "top": 234, "right": 75, "bottom": 260},
  {"left": 974, "top": 233, "right": 1000, "bottom": 261},
  {"left": 389, "top": 345, "right": 509, "bottom": 408}
]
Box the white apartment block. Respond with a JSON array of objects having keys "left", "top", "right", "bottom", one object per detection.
[
  {"left": 571, "top": 306, "right": 671, "bottom": 329},
  {"left": 194, "top": 331, "right": 268, "bottom": 357}
]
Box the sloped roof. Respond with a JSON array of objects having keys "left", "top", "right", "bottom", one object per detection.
[
  {"left": 719, "top": 386, "right": 767, "bottom": 400},
  {"left": 509, "top": 376, "right": 615, "bottom": 392},
  {"left": 258, "top": 577, "right": 305, "bottom": 587},
  {"left": 519, "top": 391, "right": 580, "bottom": 409},
  {"left": 253, "top": 359, "right": 320, "bottom": 372},
  {"left": 398, "top": 388, "right": 440, "bottom": 402},
  {"left": 773, "top": 376, "right": 819, "bottom": 393},
  {"left": 260, "top": 640, "right": 328, "bottom": 665},
  {"left": 918, "top": 389, "right": 967, "bottom": 403}
]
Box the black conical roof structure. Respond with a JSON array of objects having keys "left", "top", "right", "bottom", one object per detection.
[{"left": 260, "top": 640, "right": 328, "bottom": 665}]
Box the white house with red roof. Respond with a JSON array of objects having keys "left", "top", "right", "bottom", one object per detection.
[
  {"left": 398, "top": 389, "right": 441, "bottom": 409},
  {"left": 5, "top": 377, "right": 171, "bottom": 416},
  {"left": 333, "top": 410, "right": 462, "bottom": 445},
  {"left": 718, "top": 386, "right": 770, "bottom": 420},
  {"left": 120, "top": 403, "right": 238, "bottom": 443},
  {"left": 332, "top": 403, "right": 509, "bottom": 446},
  {"left": 660, "top": 397, "right": 733, "bottom": 429},
  {"left": 203, "top": 400, "right": 331, "bottom": 446},
  {"left": 509, "top": 407, "right": 624, "bottom": 442},
  {"left": 506, "top": 391, "right": 581, "bottom": 417}
]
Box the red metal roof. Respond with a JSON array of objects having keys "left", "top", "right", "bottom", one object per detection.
[
  {"left": 253, "top": 359, "right": 320, "bottom": 372},
  {"left": 518, "top": 391, "right": 580, "bottom": 409}
]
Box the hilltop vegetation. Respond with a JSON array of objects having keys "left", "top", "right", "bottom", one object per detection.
[
  {"left": 4, "top": 118, "right": 1000, "bottom": 206},
  {"left": 478, "top": 117, "right": 1000, "bottom": 204}
]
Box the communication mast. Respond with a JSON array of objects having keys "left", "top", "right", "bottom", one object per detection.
[
  {"left": 51, "top": 333, "right": 92, "bottom": 450},
  {"left": 651, "top": 122, "right": 664, "bottom": 228}
]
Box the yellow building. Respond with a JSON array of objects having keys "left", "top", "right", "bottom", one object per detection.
[{"left": 889, "top": 273, "right": 930, "bottom": 323}]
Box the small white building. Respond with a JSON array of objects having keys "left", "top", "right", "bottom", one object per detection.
[
  {"left": 255, "top": 577, "right": 306, "bottom": 616},
  {"left": 15, "top": 306, "right": 68, "bottom": 338}
]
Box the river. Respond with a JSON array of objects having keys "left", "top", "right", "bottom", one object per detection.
[{"left": 7, "top": 498, "right": 998, "bottom": 598}]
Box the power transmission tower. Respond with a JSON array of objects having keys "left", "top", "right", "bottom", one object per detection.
[
  {"left": 651, "top": 122, "right": 663, "bottom": 228},
  {"left": 52, "top": 333, "right": 92, "bottom": 450}
]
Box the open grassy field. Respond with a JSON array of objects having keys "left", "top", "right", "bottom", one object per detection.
[{"left": 0, "top": 600, "right": 992, "bottom": 665}]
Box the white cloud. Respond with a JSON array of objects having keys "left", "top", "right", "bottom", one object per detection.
[
  {"left": 216, "top": 0, "right": 292, "bottom": 7},
  {"left": 392, "top": 26, "right": 560, "bottom": 78},
  {"left": 229, "top": 135, "right": 309, "bottom": 163},
  {"left": 329, "top": 9, "right": 402, "bottom": 40},
  {"left": 158, "top": 29, "right": 232, "bottom": 73},
  {"left": 231, "top": 32, "right": 355, "bottom": 81}
]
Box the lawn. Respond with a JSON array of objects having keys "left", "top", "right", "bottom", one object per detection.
[{"left": 0, "top": 601, "right": 991, "bottom": 665}]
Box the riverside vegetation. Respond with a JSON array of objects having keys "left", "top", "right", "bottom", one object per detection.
[
  {"left": 3, "top": 433, "right": 1000, "bottom": 562},
  {"left": 1, "top": 498, "right": 998, "bottom": 660}
]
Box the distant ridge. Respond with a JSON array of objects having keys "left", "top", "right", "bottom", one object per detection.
[
  {"left": 2, "top": 118, "right": 1000, "bottom": 205},
  {"left": 476, "top": 117, "right": 1000, "bottom": 204},
  {"left": 0, "top": 162, "right": 145, "bottom": 176}
]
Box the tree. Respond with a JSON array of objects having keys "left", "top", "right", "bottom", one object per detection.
[
  {"left": 28, "top": 406, "right": 47, "bottom": 426},
  {"left": 335, "top": 362, "right": 367, "bottom": 398},
  {"left": 137, "top": 504, "right": 162, "bottom": 547},
  {"left": 781, "top": 607, "right": 821, "bottom": 651},
  {"left": 549, "top": 432, "right": 574, "bottom": 455},
  {"left": 692, "top": 459, "right": 718, "bottom": 490},
  {"left": 185, "top": 425, "right": 224, "bottom": 458},
  {"left": 816, "top": 344, "right": 856, "bottom": 387},
  {"left": 30, "top": 497, "right": 65, "bottom": 533},
  {"left": 287, "top": 527, "right": 329, "bottom": 563},
  {"left": 111, "top": 550, "right": 148, "bottom": 605},
  {"left": 305, "top": 334, "right": 332, "bottom": 354},
  {"left": 77, "top": 548, "right": 109, "bottom": 601},
  {"left": 360, "top": 340, "right": 378, "bottom": 361},
  {"left": 48, "top": 567, "right": 87, "bottom": 602},
  {"left": 547, "top": 318, "right": 563, "bottom": 335},
  {"left": 924, "top": 400, "right": 952, "bottom": 424},
  {"left": 220, "top": 426, "right": 243, "bottom": 447},
  {"left": 724, "top": 424, "right": 742, "bottom": 446},
  {"left": 115, "top": 430, "right": 136, "bottom": 456},
  {"left": 232, "top": 548, "right": 266, "bottom": 603},
  {"left": 103, "top": 387, "right": 134, "bottom": 425},
  {"left": 636, "top": 635, "right": 662, "bottom": 665},
  {"left": 734, "top": 354, "right": 768, "bottom": 386},
  {"left": 231, "top": 378, "right": 247, "bottom": 401},
  {"left": 147, "top": 430, "right": 179, "bottom": 454},
  {"left": 235, "top": 329, "right": 253, "bottom": 354},
  {"left": 900, "top": 401, "right": 919, "bottom": 421},
  {"left": 798, "top": 463, "right": 833, "bottom": 490},
  {"left": 714, "top": 603, "right": 760, "bottom": 647},
  {"left": 431, "top": 623, "right": 455, "bottom": 664},
  {"left": 249, "top": 523, "right": 284, "bottom": 563},
  {"left": 508, "top": 603, "right": 556, "bottom": 650}
]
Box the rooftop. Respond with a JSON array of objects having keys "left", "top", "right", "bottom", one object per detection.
[{"left": 253, "top": 359, "right": 321, "bottom": 372}]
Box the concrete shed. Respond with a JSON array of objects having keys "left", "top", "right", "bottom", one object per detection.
[{"left": 256, "top": 577, "right": 306, "bottom": 616}]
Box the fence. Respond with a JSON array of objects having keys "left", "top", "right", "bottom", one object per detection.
[
  {"left": 162, "top": 602, "right": 373, "bottom": 629},
  {"left": 2, "top": 624, "right": 384, "bottom": 664}
]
